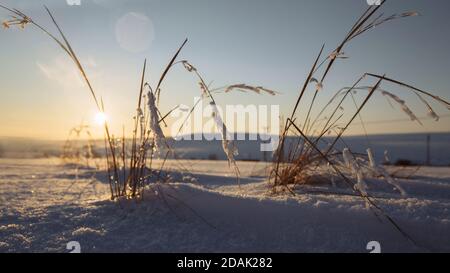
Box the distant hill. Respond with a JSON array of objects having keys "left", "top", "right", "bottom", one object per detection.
[{"left": 1, "top": 132, "right": 449, "bottom": 165}]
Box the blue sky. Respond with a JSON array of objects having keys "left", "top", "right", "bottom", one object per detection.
[{"left": 1, "top": 0, "right": 450, "bottom": 139}]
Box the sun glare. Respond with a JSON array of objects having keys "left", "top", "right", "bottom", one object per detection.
[{"left": 95, "top": 111, "right": 107, "bottom": 126}]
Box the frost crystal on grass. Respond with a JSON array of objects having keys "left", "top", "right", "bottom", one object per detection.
[
  {"left": 136, "top": 107, "right": 145, "bottom": 140},
  {"left": 327, "top": 162, "right": 336, "bottom": 188},
  {"left": 366, "top": 148, "right": 407, "bottom": 196},
  {"left": 415, "top": 93, "right": 440, "bottom": 121},
  {"left": 1, "top": 16, "right": 30, "bottom": 30},
  {"left": 329, "top": 50, "right": 348, "bottom": 60},
  {"left": 367, "top": 147, "right": 376, "bottom": 169},
  {"left": 210, "top": 101, "right": 239, "bottom": 168},
  {"left": 384, "top": 150, "right": 390, "bottom": 164},
  {"left": 224, "top": 84, "right": 278, "bottom": 96},
  {"left": 310, "top": 78, "right": 323, "bottom": 91},
  {"left": 427, "top": 108, "right": 440, "bottom": 121},
  {"left": 147, "top": 91, "right": 165, "bottom": 152},
  {"left": 181, "top": 60, "right": 196, "bottom": 72},
  {"left": 381, "top": 91, "right": 422, "bottom": 125},
  {"left": 343, "top": 148, "right": 368, "bottom": 196}
]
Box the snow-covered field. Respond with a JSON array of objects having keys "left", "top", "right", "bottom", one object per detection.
[{"left": 0, "top": 158, "right": 449, "bottom": 253}]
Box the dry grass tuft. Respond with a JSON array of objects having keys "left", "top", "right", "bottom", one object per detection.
[
  {"left": 270, "top": 1, "right": 449, "bottom": 194},
  {"left": 268, "top": 0, "right": 450, "bottom": 247},
  {"left": 0, "top": 4, "right": 185, "bottom": 200}
]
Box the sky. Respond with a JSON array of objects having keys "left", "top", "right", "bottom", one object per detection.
[{"left": 0, "top": 0, "right": 450, "bottom": 140}]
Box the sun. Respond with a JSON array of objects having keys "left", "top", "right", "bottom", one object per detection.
[{"left": 95, "top": 111, "right": 108, "bottom": 126}]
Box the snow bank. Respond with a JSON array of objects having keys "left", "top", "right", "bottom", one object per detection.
[{"left": 0, "top": 159, "right": 449, "bottom": 252}]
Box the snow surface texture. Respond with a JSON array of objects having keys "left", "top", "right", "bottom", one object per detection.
[{"left": 0, "top": 158, "right": 449, "bottom": 253}]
